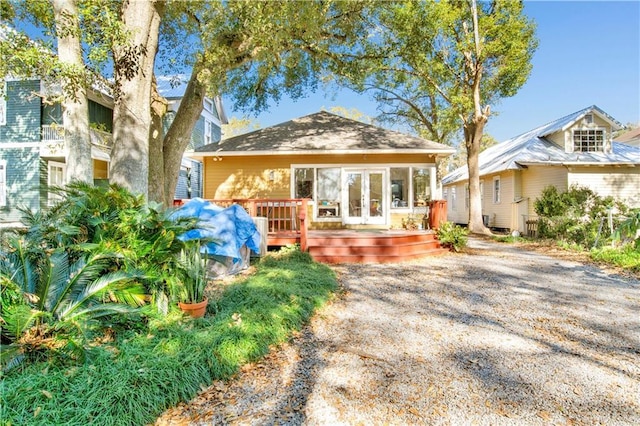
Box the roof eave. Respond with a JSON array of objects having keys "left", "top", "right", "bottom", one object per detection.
[{"left": 191, "top": 148, "right": 456, "bottom": 157}]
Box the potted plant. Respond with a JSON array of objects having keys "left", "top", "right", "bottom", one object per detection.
[{"left": 177, "top": 241, "right": 209, "bottom": 318}]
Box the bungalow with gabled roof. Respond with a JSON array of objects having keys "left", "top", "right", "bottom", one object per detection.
[{"left": 442, "top": 105, "right": 640, "bottom": 233}]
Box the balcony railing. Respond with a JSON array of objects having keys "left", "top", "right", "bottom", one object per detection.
[{"left": 41, "top": 125, "right": 113, "bottom": 148}]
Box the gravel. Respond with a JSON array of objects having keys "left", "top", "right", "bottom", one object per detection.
[{"left": 157, "top": 237, "right": 640, "bottom": 425}]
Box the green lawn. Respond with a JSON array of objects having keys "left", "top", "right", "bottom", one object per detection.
[{"left": 1, "top": 247, "right": 337, "bottom": 426}]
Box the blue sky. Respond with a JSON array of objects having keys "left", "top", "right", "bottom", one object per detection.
[{"left": 223, "top": 1, "right": 640, "bottom": 143}]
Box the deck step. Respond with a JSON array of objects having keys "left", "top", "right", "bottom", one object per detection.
[{"left": 306, "top": 231, "right": 449, "bottom": 264}]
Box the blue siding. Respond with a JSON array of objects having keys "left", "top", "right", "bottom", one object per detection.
[
  {"left": 190, "top": 117, "right": 205, "bottom": 150},
  {"left": 0, "top": 147, "right": 41, "bottom": 222},
  {"left": 212, "top": 124, "right": 222, "bottom": 144},
  {"left": 0, "top": 80, "right": 42, "bottom": 143},
  {"left": 175, "top": 168, "right": 189, "bottom": 199},
  {"left": 191, "top": 161, "right": 202, "bottom": 198}
]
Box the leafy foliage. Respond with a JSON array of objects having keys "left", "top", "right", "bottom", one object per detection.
[
  {"left": 0, "top": 238, "right": 145, "bottom": 370},
  {"left": 1, "top": 247, "right": 338, "bottom": 426},
  {"left": 436, "top": 221, "right": 469, "bottom": 252},
  {"left": 613, "top": 209, "right": 640, "bottom": 249},
  {"left": 534, "top": 185, "right": 630, "bottom": 248},
  {"left": 175, "top": 241, "right": 208, "bottom": 304}
]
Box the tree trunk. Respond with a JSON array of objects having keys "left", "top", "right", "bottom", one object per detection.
[
  {"left": 52, "top": 0, "right": 92, "bottom": 184},
  {"left": 148, "top": 78, "right": 168, "bottom": 204},
  {"left": 110, "top": 0, "right": 164, "bottom": 198},
  {"left": 157, "top": 66, "right": 206, "bottom": 207},
  {"left": 465, "top": 119, "right": 491, "bottom": 235}
]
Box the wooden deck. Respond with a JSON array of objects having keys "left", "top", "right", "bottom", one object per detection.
[
  {"left": 306, "top": 230, "right": 448, "bottom": 264},
  {"left": 184, "top": 199, "right": 448, "bottom": 263}
]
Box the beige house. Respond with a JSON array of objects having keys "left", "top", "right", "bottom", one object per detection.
[
  {"left": 189, "top": 111, "right": 455, "bottom": 230},
  {"left": 442, "top": 105, "right": 640, "bottom": 232}
]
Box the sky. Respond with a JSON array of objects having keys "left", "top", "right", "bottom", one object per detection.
[{"left": 222, "top": 1, "right": 640, "bottom": 144}]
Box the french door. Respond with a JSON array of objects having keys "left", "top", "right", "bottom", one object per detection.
[{"left": 343, "top": 169, "right": 387, "bottom": 225}]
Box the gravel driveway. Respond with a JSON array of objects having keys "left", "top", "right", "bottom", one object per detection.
[{"left": 157, "top": 237, "right": 640, "bottom": 425}]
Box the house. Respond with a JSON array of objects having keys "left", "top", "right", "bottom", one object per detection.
[
  {"left": 0, "top": 78, "right": 114, "bottom": 224},
  {"left": 189, "top": 111, "right": 455, "bottom": 230},
  {"left": 156, "top": 76, "right": 228, "bottom": 200},
  {"left": 0, "top": 76, "right": 226, "bottom": 225},
  {"left": 615, "top": 127, "right": 640, "bottom": 147},
  {"left": 442, "top": 105, "right": 640, "bottom": 233}
]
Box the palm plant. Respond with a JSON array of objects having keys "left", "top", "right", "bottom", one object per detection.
[
  {"left": 0, "top": 237, "right": 146, "bottom": 370},
  {"left": 18, "top": 182, "right": 198, "bottom": 313},
  {"left": 176, "top": 242, "right": 208, "bottom": 304}
]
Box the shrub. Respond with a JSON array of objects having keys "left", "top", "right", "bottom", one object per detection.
[
  {"left": 0, "top": 238, "right": 146, "bottom": 371},
  {"left": 533, "top": 184, "right": 629, "bottom": 247},
  {"left": 436, "top": 221, "right": 468, "bottom": 252},
  {"left": 18, "top": 181, "right": 199, "bottom": 312}
]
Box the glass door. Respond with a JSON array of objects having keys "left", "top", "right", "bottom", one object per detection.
[{"left": 343, "top": 169, "right": 387, "bottom": 225}]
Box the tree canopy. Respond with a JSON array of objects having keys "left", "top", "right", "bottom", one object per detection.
[{"left": 335, "top": 0, "right": 537, "bottom": 233}]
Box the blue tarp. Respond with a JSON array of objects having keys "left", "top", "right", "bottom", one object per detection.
[{"left": 173, "top": 198, "right": 261, "bottom": 262}]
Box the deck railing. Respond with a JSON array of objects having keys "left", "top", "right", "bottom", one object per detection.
[{"left": 202, "top": 198, "right": 309, "bottom": 251}]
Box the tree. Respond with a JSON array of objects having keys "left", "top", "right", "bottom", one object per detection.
[
  {"left": 149, "top": 0, "right": 372, "bottom": 205},
  {"left": 4, "top": 1, "right": 372, "bottom": 205},
  {"left": 339, "top": 0, "right": 537, "bottom": 234},
  {"left": 1, "top": 1, "right": 93, "bottom": 183},
  {"left": 52, "top": 0, "right": 92, "bottom": 183},
  {"left": 222, "top": 116, "right": 261, "bottom": 139},
  {"left": 325, "top": 106, "right": 373, "bottom": 124}
]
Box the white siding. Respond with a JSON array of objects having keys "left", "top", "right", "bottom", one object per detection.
[
  {"left": 568, "top": 166, "right": 640, "bottom": 207},
  {"left": 481, "top": 171, "right": 515, "bottom": 229},
  {"left": 521, "top": 166, "right": 568, "bottom": 216}
]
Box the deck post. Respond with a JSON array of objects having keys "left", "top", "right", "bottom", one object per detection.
[
  {"left": 299, "top": 199, "right": 308, "bottom": 252},
  {"left": 247, "top": 200, "right": 257, "bottom": 217}
]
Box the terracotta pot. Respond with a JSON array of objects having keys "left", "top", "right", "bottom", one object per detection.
[{"left": 178, "top": 297, "right": 208, "bottom": 318}]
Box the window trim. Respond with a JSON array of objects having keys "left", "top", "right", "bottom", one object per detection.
[
  {"left": 450, "top": 187, "right": 457, "bottom": 211},
  {"left": 572, "top": 128, "right": 605, "bottom": 153},
  {"left": 493, "top": 176, "right": 501, "bottom": 204},
  {"left": 47, "top": 161, "right": 66, "bottom": 206},
  {"left": 291, "top": 163, "right": 435, "bottom": 221}
]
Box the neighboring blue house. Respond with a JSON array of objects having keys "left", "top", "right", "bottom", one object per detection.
[
  {"left": 0, "top": 76, "right": 226, "bottom": 225},
  {"left": 156, "top": 76, "right": 228, "bottom": 201}
]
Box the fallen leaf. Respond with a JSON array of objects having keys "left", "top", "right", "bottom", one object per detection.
[
  {"left": 40, "top": 390, "right": 53, "bottom": 399},
  {"left": 537, "top": 410, "right": 551, "bottom": 421}
]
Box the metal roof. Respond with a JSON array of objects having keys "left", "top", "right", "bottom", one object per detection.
[
  {"left": 442, "top": 105, "right": 637, "bottom": 184},
  {"left": 194, "top": 111, "right": 456, "bottom": 156}
]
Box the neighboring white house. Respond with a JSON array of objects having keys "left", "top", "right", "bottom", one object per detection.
[
  {"left": 615, "top": 127, "right": 640, "bottom": 147},
  {"left": 442, "top": 105, "right": 640, "bottom": 233}
]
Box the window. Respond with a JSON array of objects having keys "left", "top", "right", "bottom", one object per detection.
[
  {"left": 493, "top": 177, "right": 500, "bottom": 204},
  {"left": 412, "top": 167, "right": 431, "bottom": 206},
  {"left": 204, "top": 120, "right": 213, "bottom": 145},
  {"left": 390, "top": 168, "right": 409, "bottom": 208},
  {"left": 48, "top": 161, "right": 66, "bottom": 206},
  {"left": 584, "top": 113, "right": 593, "bottom": 124},
  {"left": 0, "top": 159, "right": 6, "bottom": 207},
  {"left": 573, "top": 129, "right": 604, "bottom": 152},
  {"left": 317, "top": 168, "right": 341, "bottom": 218},
  {"left": 293, "top": 168, "right": 314, "bottom": 199},
  {"left": 0, "top": 82, "right": 6, "bottom": 126},
  {"left": 464, "top": 183, "right": 469, "bottom": 210},
  {"left": 203, "top": 98, "right": 214, "bottom": 113},
  {"left": 450, "top": 187, "right": 457, "bottom": 211}
]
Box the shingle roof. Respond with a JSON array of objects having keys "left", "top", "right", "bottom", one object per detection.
[
  {"left": 194, "top": 111, "right": 456, "bottom": 156},
  {"left": 442, "top": 105, "right": 638, "bottom": 184}
]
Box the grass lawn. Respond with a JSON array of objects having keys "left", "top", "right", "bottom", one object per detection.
[{"left": 1, "top": 247, "right": 337, "bottom": 426}]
